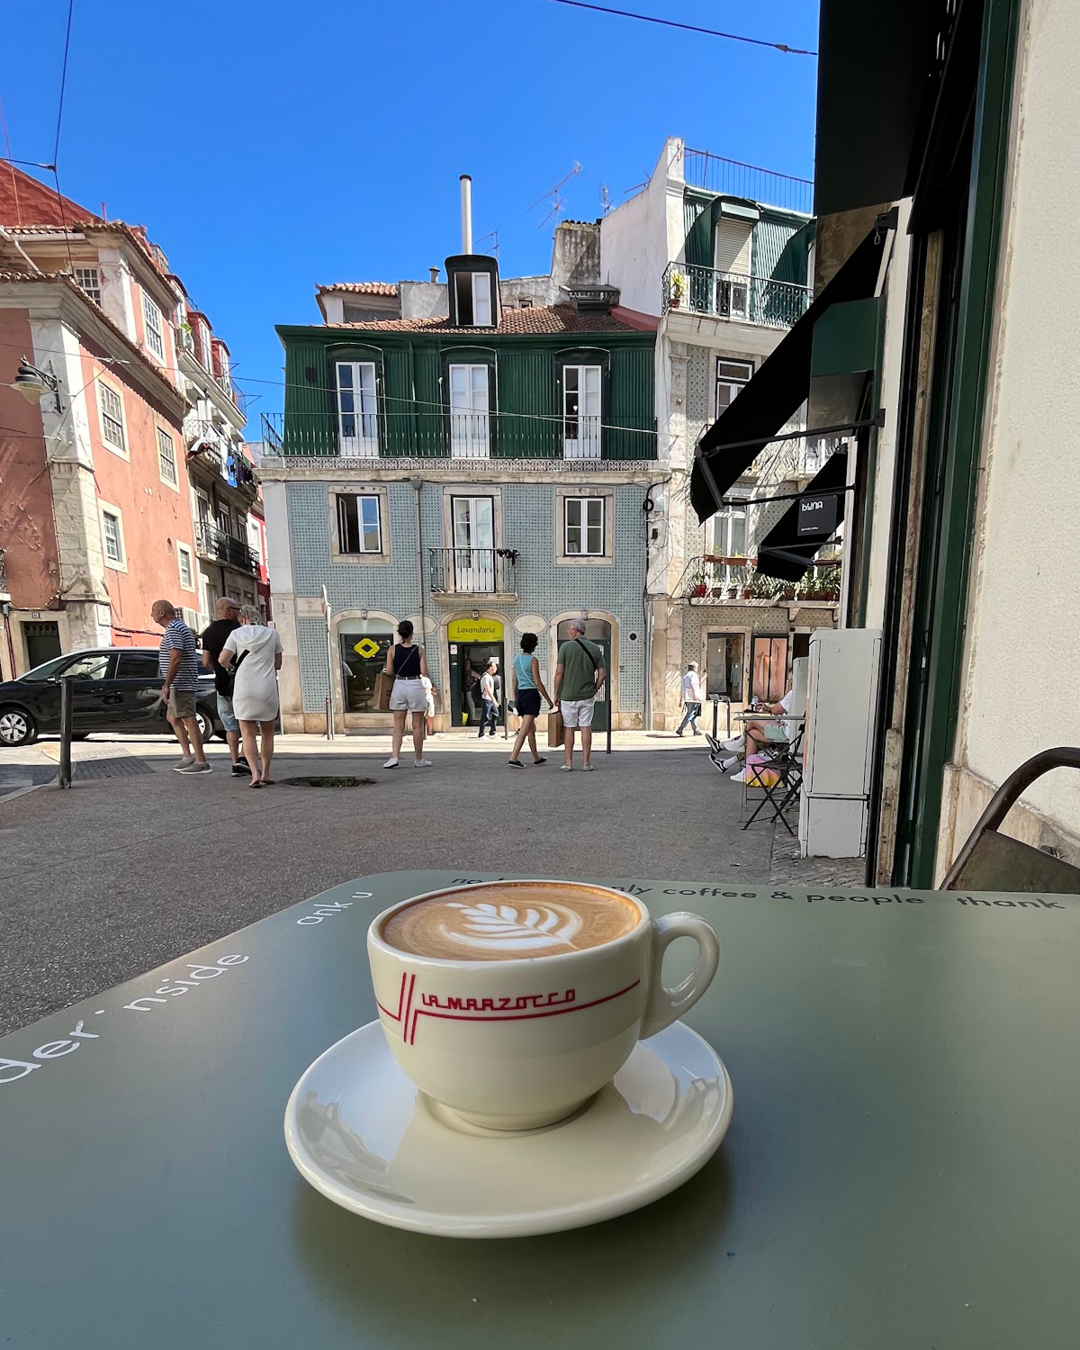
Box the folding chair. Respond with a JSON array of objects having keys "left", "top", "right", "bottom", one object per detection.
[
  {"left": 940, "top": 747, "right": 1080, "bottom": 893},
  {"left": 741, "top": 727, "right": 804, "bottom": 835}
]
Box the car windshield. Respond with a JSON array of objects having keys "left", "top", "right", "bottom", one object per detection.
[{"left": 16, "top": 655, "right": 72, "bottom": 682}]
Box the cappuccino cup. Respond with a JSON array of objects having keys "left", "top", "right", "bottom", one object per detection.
[{"left": 368, "top": 879, "right": 719, "bottom": 1130}]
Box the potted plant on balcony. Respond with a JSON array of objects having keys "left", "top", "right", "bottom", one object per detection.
[
  {"left": 690, "top": 571, "right": 707, "bottom": 599},
  {"left": 669, "top": 271, "right": 686, "bottom": 309}
]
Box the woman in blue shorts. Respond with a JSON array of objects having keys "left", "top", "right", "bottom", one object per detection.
[{"left": 508, "top": 632, "right": 553, "bottom": 768}]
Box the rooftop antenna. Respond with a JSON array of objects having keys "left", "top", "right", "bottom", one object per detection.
[
  {"left": 476, "top": 229, "right": 499, "bottom": 260},
  {"left": 528, "top": 162, "right": 582, "bottom": 233},
  {"left": 600, "top": 184, "right": 613, "bottom": 215}
]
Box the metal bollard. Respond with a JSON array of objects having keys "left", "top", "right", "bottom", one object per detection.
[{"left": 58, "top": 675, "right": 74, "bottom": 788}]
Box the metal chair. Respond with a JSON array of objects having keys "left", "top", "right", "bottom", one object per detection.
[
  {"left": 941, "top": 747, "right": 1080, "bottom": 893},
  {"left": 741, "top": 727, "right": 804, "bottom": 835}
]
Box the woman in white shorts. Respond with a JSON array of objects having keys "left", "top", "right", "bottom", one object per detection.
[{"left": 383, "top": 620, "right": 438, "bottom": 769}]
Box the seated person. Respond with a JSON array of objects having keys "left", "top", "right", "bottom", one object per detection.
[{"left": 719, "top": 690, "right": 795, "bottom": 769}]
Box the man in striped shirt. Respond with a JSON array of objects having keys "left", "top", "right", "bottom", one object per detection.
[{"left": 152, "top": 600, "right": 210, "bottom": 774}]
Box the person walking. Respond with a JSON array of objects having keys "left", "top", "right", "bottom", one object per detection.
[
  {"left": 201, "top": 597, "right": 250, "bottom": 777},
  {"left": 675, "top": 660, "right": 704, "bottom": 737},
  {"left": 383, "top": 619, "right": 437, "bottom": 768},
  {"left": 508, "top": 632, "right": 552, "bottom": 768},
  {"left": 152, "top": 600, "right": 210, "bottom": 774},
  {"left": 478, "top": 659, "right": 499, "bottom": 737},
  {"left": 552, "top": 618, "right": 606, "bottom": 772},
  {"left": 219, "top": 606, "right": 283, "bottom": 788}
]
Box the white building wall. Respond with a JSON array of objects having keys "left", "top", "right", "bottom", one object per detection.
[
  {"left": 600, "top": 137, "right": 684, "bottom": 317},
  {"left": 950, "top": 0, "right": 1080, "bottom": 853}
]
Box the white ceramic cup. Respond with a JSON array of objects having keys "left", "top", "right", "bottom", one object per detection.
[{"left": 367, "top": 880, "right": 720, "bottom": 1130}]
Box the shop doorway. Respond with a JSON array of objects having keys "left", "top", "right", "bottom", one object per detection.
[
  {"left": 450, "top": 641, "right": 505, "bottom": 727},
  {"left": 704, "top": 632, "right": 745, "bottom": 701},
  {"left": 750, "top": 634, "right": 789, "bottom": 702},
  {"left": 23, "top": 621, "right": 61, "bottom": 669},
  {"left": 555, "top": 618, "right": 611, "bottom": 732}
]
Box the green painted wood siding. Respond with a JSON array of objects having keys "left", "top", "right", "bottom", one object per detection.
[{"left": 274, "top": 328, "right": 656, "bottom": 460}]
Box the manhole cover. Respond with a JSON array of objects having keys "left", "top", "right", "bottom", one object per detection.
[{"left": 280, "top": 776, "right": 376, "bottom": 788}]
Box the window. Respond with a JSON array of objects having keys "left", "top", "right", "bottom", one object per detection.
[
  {"left": 565, "top": 497, "right": 605, "bottom": 557},
  {"left": 448, "top": 364, "right": 490, "bottom": 458},
  {"left": 177, "top": 543, "right": 195, "bottom": 591},
  {"left": 450, "top": 495, "right": 495, "bottom": 590},
  {"left": 338, "top": 628, "right": 394, "bottom": 713},
  {"left": 62, "top": 653, "right": 111, "bottom": 681},
  {"left": 562, "top": 365, "right": 602, "bottom": 460},
  {"left": 710, "top": 495, "right": 748, "bottom": 558},
  {"left": 157, "top": 427, "right": 178, "bottom": 486},
  {"left": 704, "top": 632, "right": 745, "bottom": 700},
  {"left": 98, "top": 382, "right": 126, "bottom": 453},
  {"left": 101, "top": 509, "right": 124, "bottom": 567},
  {"left": 452, "top": 270, "right": 495, "bottom": 326},
  {"left": 519, "top": 296, "right": 533, "bottom": 309},
  {"left": 716, "top": 359, "right": 753, "bottom": 414},
  {"left": 74, "top": 267, "right": 101, "bottom": 304},
  {"left": 143, "top": 293, "right": 164, "bottom": 360},
  {"left": 115, "top": 652, "right": 160, "bottom": 680},
  {"left": 336, "top": 361, "right": 379, "bottom": 453},
  {"left": 750, "top": 635, "right": 789, "bottom": 702},
  {"left": 335, "top": 493, "right": 382, "bottom": 554}
]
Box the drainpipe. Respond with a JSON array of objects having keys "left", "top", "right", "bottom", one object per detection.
[{"left": 411, "top": 475, "right": 427, "bottom": 672}]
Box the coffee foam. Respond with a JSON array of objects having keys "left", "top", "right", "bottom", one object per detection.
[{"left": 382, "top": 883, "right": 640, "bottom": 961}]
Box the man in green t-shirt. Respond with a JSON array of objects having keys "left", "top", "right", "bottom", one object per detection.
[{"left": 552, "top": 619, "right": 606, "bottom": 772}]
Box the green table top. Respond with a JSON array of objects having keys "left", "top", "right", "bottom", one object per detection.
[{"left": 3, "top": 872, "right": 1079, "bottom": 1349}]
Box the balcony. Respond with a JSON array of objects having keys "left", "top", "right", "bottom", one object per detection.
[
  {"left": 175, "top": 326, "right": 247, "bottom": 418},
  {"left": 428, "top": 547, "right": 518, "bottom": 601},
  {"left": 662, "top": 263, "right": 811, "bottom": 329},
  {"left": 682, "top": 149, "right": 814, "bottom": 215},
  {"left": 195, "top": 521, "right": 260, "bottom": 575},
  {"left": 678, "top": 555, "right": 841, "bottom": 606},
  {"left": 260, "top": 412, "right": 657, "bottom": 462}
]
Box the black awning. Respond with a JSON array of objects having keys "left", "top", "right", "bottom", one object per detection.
[
  {"left": 690, "top": 220, "right": 890, "bottom": 523},
  {"left": 755, "top": 451, "right": 849, "bottom": 583}
]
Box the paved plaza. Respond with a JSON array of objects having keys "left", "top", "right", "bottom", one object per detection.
[{"left": 0, "top": 729, "right": 858, "bottom": 1033}]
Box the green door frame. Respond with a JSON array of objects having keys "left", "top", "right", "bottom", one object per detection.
[{"left": 893, "top": 0, "right": 1022, "bottom": 886}]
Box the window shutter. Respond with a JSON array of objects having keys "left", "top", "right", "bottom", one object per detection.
[{"left": 714, "top": 219, "right": 753, "bottom": 275}]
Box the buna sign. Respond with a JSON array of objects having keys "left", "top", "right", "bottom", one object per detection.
[{"left": 797, "top": 493, "right": 838, "bottom": 537}]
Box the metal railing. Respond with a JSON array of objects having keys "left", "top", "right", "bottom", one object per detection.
[
  {"left": 261, "top": 411, "right": 657, "bottom": 461},
  {"left": 678, "top": 555, "right": 842, "bottom": 604},
  {"left": 0, "top": 547, "right": 7, "bottom": 596},
  {"left": 195, "top": 521, "right": 259, "bottom": 574},
  {"left": 683, "top": 149, "right": 814, "bottom": 215},
  {"left": 663, "top": 262, "right": 811, "bottom": 328},
  {"left": 428, "top": 547, "right": 517, "bottom": 596}
]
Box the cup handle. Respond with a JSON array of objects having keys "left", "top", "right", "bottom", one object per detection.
[{"left": 640, "top": 912, "right": 720, "bottom": 1040}]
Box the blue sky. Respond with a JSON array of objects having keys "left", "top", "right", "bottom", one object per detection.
[{"left": 1, "top": 0, "right": 818, "bottom": 431}]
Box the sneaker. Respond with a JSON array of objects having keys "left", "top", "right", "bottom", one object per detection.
[
  {"left": 692, "top": 729, "right": 702, "bottom": 736},
  {"left": 172, "top": 757, "right": 195, "bottom": 772},
  {"left": 721, "top": 755, "right": 740, "bottom": 771},
  {"left": 582, "top": 763, "right": 594, "bottom": 772},
  {"left": 720, "top": 735, "right": 745, "bottom": 752},
  {"left": 383, "top": 757, "right": 399, "bottom": 769},
  {"left": 178, "top": 761, "right": 212, "bottom": 775},
  {"left": 231, "top": 763, "right": 251, "bottom": 777},
  {"left": 731, "top": 769, "right": 748, "bottom": 783},
  {"left": 675, "top": 730, "right": 684, "bottom": 737},
  {"left": 508, "top": 760, "right": 525, "bottom": 769},
  {"left": 560, "top": 764, "right": 574, "bottom": 772},
  {"left": 413, "top": 758, "right": 432, "bottom": 768},
  {"left": 532, "top": 757, "right": 547, "bottom": 765}
]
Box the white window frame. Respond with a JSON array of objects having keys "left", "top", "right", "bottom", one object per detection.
[
  {"left": 143, "top": 292, "right": 165, "bottom": 360},
  {"left": 328, "top": 484, "right": 390, "bottom": 565},
  {"left": 74, "top": 266, "right": 101, "bottom": 304},
  {"left": 157, "top": 426, "right": 178, "bottom": 489},
  {"left": 99, "top": 501, "right": 127, "bottom": 572},
  {"left": 715, "top": 358, "right": 754, "bottom": 416},
  {"left": 564, "top": 496, "right": 605, "bottom": 557},
  {"left": 554, "top": 486, "right": 613, "bottom": 566},
  {"left": 335, "top": 361, "right": 379, "bottom": 455},
  {"left": 448, "top": 363, "right": 490, "bottom": 459},
  {"left": 177, "top": 542, "right": 196, "bottom": 592},
  {"left": 472, "top": 272, "right": 493, "bottom": 326},
  {"left": 708, "top": 489, "right": 749, "bottom": 589},
  {"left": 449, "top": 494, "right": 496, "bottom": 592},
  {"left": 335, "top": 493, "right": 382, "bottom": 555},
  {"left": 97, "top": 380, "right": 128, "bottom": 457},
  {"left": 562, "top": 364, "right": 602, "bottom": 460}
]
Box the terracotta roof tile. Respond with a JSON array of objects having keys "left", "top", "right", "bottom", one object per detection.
[
  {"left": 330, "top": 303, "right": 643, "bottom": 336},
  {"left": 317, "top": 281, "right": 399, "bottom": 296},
  {"left": 0, "top": 163, "right": 100, "bottom": 228}
]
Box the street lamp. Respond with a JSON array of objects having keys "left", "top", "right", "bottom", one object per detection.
[{"left": 10, "top": 357, "right": 62, "bottom": 413}]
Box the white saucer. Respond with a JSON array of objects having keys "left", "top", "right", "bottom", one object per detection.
[{"left": 284, "top": 1019, "right": 733, "bottom": 1238}]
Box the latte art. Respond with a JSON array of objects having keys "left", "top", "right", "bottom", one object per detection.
[
  {"left": 383, "top": 882, "right": 640, "bottom": 961},
  {"left": 439, "top": 901, "right": 583, "bottom": 953}
]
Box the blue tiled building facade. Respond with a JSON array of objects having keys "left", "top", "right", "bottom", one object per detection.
[{"left": 261, "top": 234, "right": 661, "bottom": 734}]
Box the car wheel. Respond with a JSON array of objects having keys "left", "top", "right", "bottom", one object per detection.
[
  {"left": 0, "top": 707, "right": 37, "bottom": 747},
  {"left": 195, "top": 708, "right": 212, "bottom": 744}
]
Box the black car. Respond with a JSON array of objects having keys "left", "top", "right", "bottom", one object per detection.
[{"left": 0, "top": 648, "right": 225, "bottom": 748}]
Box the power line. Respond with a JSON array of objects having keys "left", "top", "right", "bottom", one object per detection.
[
  {"left": 53, "top": 0, "right": 75, "bottom": 167},
  {"left": 541, "top": 0, "right": 817, "bottom": 56}
]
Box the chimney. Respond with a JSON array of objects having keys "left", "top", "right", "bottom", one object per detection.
[
  {"left": 460, "top": 174, "right": 473, "bottom": 254},
  {"left": 429, "top": 266, "right": 440, "bottom": 284}
]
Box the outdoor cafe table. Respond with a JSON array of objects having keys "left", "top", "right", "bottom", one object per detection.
[{"left": 3, "top": 870, "right": 1079, "bottom": 1349}]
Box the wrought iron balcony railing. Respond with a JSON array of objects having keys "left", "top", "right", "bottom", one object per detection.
[
  {"left": 682, "top": 149, "right": 814, "bottom": 215},
  {"left": 195, "top": 521, "right": 259, "bottom": 574},
  {"left": 662, "top": 262, "right": 811, "bottom": 328},
  {"left": 428, "top": 547, "right": 517, "bottom": 596},
  {"left": 677, "top": 555, "right": 842, "bottom": 604}
]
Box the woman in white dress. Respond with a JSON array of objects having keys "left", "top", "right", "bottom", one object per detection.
[{"left": 218, "top": 605, "right": 283, "bottom": 788}]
